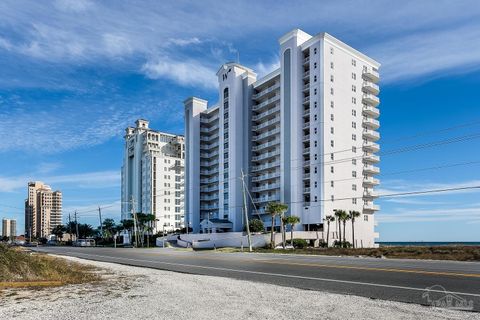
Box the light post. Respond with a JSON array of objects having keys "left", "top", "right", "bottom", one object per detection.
[{"left": 162, "top": 223, "right": 166, "bottom": 248}]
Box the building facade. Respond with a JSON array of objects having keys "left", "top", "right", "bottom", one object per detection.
[
  {"left": 121, "top": 119, "right": 185, "bottom": 232},
  {"left": 185, "top": 29, "right": 380, "bottom": 247},
  {"left": 24, "top": 181, "right": 62, "bottom": 239},
  {"left": 2, "top": 218, "right": 17, "bottom": 239}
]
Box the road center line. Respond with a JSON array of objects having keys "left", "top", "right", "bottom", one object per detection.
[{"left": 62, "top": 251, "right": 480, "bottom": 299}]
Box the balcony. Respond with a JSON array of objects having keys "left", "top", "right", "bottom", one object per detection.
[
  {"left": 253, "top": 127, "right": 281, "bottom": 142},
  {"left": 200, "top": 124, "right": 219, "bottom": 133},
  {"left": 303, "top": 96, "right": 310, "bottom": 105},
  {"left": 303, "top": 84, "right": 310, "bottom": 92},
  {"left": 252, "top": 183, "right": 280, "bottom": 192},
  {"left": 252, "top": 105, "right": 280, "bottom": 121},
  {"left": 363, "top": 189, "right": 379, "bottom": 199},
  {"left": 303, "top": 56, "right": 310, "bottom": 65},
  {"left": 363, "top": 164, "right": 380, "bottom": 175},
  {"left": 303, "top": 147, "right": 310, "bottom": 154},
  {"left": 200, "top": 204, "right": 219, "bottom": 210},
  {"left": 363, "top": 176, "right": 380, "bottom": 187},
  {"left": 363, "top": 129, "right": 380, "bottom": 141},
  {"left": 363, "top": 141, "right": 380, "bottom": 153},
  {"left": 364, "top": 203, "right": 380, "bottom": 211},
  {"left": 252, "top": 116, "right": 281, "bottom": 131},
  {"left": 363, "top": 153, "right": 380, "bottom": 163},
  {"left": 303, "top": 121, "right": 310, "bottom": 129},
  {"left": 363, "top": 117, "right": 380, "bottom": 129},
  {"left": 252, "top": 82, "right": 280, "bottom": 100},
  {"left": 252, "top": 161, "right": 280, "bottom": 172},
  {"left": 303, "top": 187, "right": 311, "bottom": 193},
  {"left": 362, "top": 67, "right": 380, "bottom": 83},
  {"left": 303, "top": 134, "right": 310, "bottom": 141},
  {"left": 303, "top": 172, "right": 310, "bottom": 180},
  {"left": 303, "top": 70, "right": 310, "bottom": 79},
  {"left": 253, "top": 194, "right": 281, "bottom": 203},
  {"left": 200, "top": 195, "right": 219, "bottom": 201},
  {"left": 200, "top": 168, "right": 219, "bottom": 175},
  {"left": 200, "top": 176, "right": 219, "bottom": 184},
  {"left": 252, "top": 149, "right": 280, "bottom": 161},
  {"left": 363, "top": 105, "right": 380, "bottom": 118},
  {"left": 362, "top": 93, "right": 380, "bottom": 107},
  {"left": 362, "top": 81, "right": 380, "bottom": 95},
  {"left": 252, "top": 138, "right": 281, "bottom": 152},
  {"left": 303, "top": 108, "right": 310, "bottom": 116},
  {"left": 304, "top": 160, "right": 311, "bottom": 166},
  {"left": 200, "top": 186, "right": 219, "bottom": 193},
  {"left": 251, "top": 172, "right": 280, "bottom": 182},
  {"left": 253, "top": 94, "right": 280, "bottom": 111}
]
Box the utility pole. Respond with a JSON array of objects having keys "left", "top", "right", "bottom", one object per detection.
[
  {"left": 68, "top": 213, "right": 72, "bottom": 241},
  {"left": 241, "top": 169, "right": 252, "bottom": 252},
  {"left": 74, "top": 211, "right": 79, "bottom": 240},
  {"left": 131, "top": 196, "right": 138, "bottom": 248},
  {"left": 98, "top": 206, "right": 103, "bottom": 239}
]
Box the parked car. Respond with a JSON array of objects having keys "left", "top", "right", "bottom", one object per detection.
[
  {"left": 73, "top": 239, "right": 96, "bottom": 247},
  {"left": 24, "top": 241, "right": 39, "bottom": 247}
]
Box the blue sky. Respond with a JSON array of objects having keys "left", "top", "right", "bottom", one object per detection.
[{"left": 1, "top": 0, "right": 480, "bottom": 241}]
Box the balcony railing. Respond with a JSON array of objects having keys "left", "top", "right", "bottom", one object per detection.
[
  {"left": 252, "top": 82, "right": 280, "bottom": 100},
  {"left": 252, "top": 105, "right": 280, "bottom": 121},
  {"left": 253, "top": 94, "right": 280, "bottom": 111}
]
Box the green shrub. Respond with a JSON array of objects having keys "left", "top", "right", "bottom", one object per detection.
[
  {"left": 248, "top": 219, "right": 265, "bottom": 233},
  {"left": 292, "top": 238, "right": 308, "bottom": 249}
]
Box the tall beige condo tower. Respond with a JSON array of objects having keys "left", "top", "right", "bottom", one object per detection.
[
  {"left": 2, "top": 218, "right": 17, "bottom": 239},
  {"left": 25, "top": 181, "right": 62, "bottom": 238}
]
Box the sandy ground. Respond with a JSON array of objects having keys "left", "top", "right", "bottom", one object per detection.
[{"left": 0, "top": 255, "right": 478, "bottom": 320}]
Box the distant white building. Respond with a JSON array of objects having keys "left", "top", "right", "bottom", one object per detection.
[
  {"left": 121, "top": 119, "right": 185, "bottom": 232},
  {"left": 184, "top": 29, "right": 380, "bottom": 247},
  {"left": 2, "top": 218, "right": 16, "bottom": 239}
]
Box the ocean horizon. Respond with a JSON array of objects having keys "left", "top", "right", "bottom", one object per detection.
[{"left": 377, "top": 241, "right": 480, "bottom": 246}]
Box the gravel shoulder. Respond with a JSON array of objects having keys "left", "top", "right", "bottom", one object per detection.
[{"left": 0, "top": 255, "right": 478, "bottom": 320}]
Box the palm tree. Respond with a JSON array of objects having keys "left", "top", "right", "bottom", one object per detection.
[
  {"left": 342, "top": 213, "right": 350, "bottom": 246},
  {"left": 334, "top": 209, "right": 347, "bottom": 247},
  {"left": 51, "top": 224, "right": 66, "bottom": 241},
  {"left": 323, "top": 215, "right": 335, "bottom": 247},
  {"left": 286, "top": 216, "right": 300, "bottom": 248},
  {"left": 348, "top": 210, "right": 361, "bottom": 248},
  {"left": 266, "top": 202, "right": 288, "bottom": 249}
]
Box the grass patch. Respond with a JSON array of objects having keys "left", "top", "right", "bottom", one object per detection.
[
  {"left": 0, "top": 244, "right": 99, "bottom": 286},
  {"left": 218, "top": 246, "right": 480, "bottom": 261}
]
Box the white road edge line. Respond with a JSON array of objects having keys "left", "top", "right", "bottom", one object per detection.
[{"left": 63, "top": 251, "right": 480, "bottom": 299}]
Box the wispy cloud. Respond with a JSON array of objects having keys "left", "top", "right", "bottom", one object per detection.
[
  {"left": 377, "top": 205, "right": 480, "bottom": 224},
  {"left": 0, "top": 170, "right": 120, "bottom": 192},
  {"left": 142, "top": 58, "right": 217, "bottom": 89}
]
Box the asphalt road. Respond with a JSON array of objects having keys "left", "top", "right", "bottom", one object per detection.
[{"left": 33, "top": 246, "right": 480, "bottom": 312}]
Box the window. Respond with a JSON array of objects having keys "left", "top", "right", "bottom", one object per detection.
[
  {"left": 314, "top": 48, "right": 317, "bottom": 54},
  {"left": 314, "top": 114, "right": 318, "bottom": 121},
  {"left": 330, "top": 166, "right": 334, "bottom": 173},
  {"left": 364, "top": 215, "right": 368, "bottom": 221},
  {"left": 330, "top": 75, "right": 334, "bottom": 82},
  {"left": 352, "top": 73, "right": 356, "bottom": 80},
  {"left": 352, "top": 184, "right": 357, "bottom": 191},
  {"left": 352, "top": 171, "right": 357, "bottom": 177},
  {"left": 314, "top": 167, "right": 318, "bottom": 173},
  {"left": 330, "top": 140, "right": 334, "bottom": 147},
  {"left": 330, "top": 88, "right": 334, "bottom": 95},
  {"left": 330, "top": 181, "right": 334, "bottom": 187},
  {"left": 314, "top": 196, "right": 318, "bottom": 202},
  {"left": 314, "top": 62, "right": 317, "bottom": 69},
  {"left": 330, "top": 127, "right": 334, "bottom": 134},
  {"left": 331, "top": 101, "right": 334, "bottom": 108},
  {"left": 330, "top": 62, "right": 334, "bottom": 69},
  {"left": 331, "top": 114, "right": 334, "bottom": 121},
  {"left": 314, "top": 88, "right": 317, "bottom": 95},
  {"left": 352, "top": 109, "right": 356, "bottom": 116},
  {"left": 352, "top": 59, "right": 356, "bottom": 66},
  {"left": 352, "top": 134, "right": 356, "bottom": 141},
  {"left": 331, "top": 195, "right": 335, "bottom": 202},
  {"left": 314, "top": 154, "right": 318, "bottom": 160},
  {"left": 314, "top": 101, "right": 318, "bottom": 108},
  {"left": 352, "top": 198, "right": 357, "bottom": 204},
  {"left": 352, "top": 85, "right": 356, "bottom": 92},
  {"left": 352, "top": 97, "right": 356, "bottom": 104},
  {"left": 314, "top": 75, "right": 317, "bottom": 82},
  {"left": 330, "top": 47, "right": 334, "bottom": 54},
  {"left": 352, "top": 122, "right": 357, "bottom": 129},
  {"left": 314, "top": 141, "right": 318, "bottom": 147},
  {"left": 314, "top": 127, "right": 318, "bottom": 134},
  {"left": 330, "top": 153, "right": 334, "bottom": 160},
  {"left": 352, "top": 146, "right": 357, "bottom": 153},
  {"left": 352, "top": 159, "right": 357, "bottom": 165},
  {"left": 314, "top": 181, "right": 318, "bottom": 187}
]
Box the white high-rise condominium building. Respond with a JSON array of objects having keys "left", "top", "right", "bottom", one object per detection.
[
  {"left": 121, "top": 119, "right": 185, "bottom": 232},
  {"left": 185, "top": 29, "right": 380, "bottom": 247},
  {"left": 2, "top": 218, "right": 17, "bottom": 239},
  {"left": 24, "top": 181, "right": 62, "bottom": 239}
]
